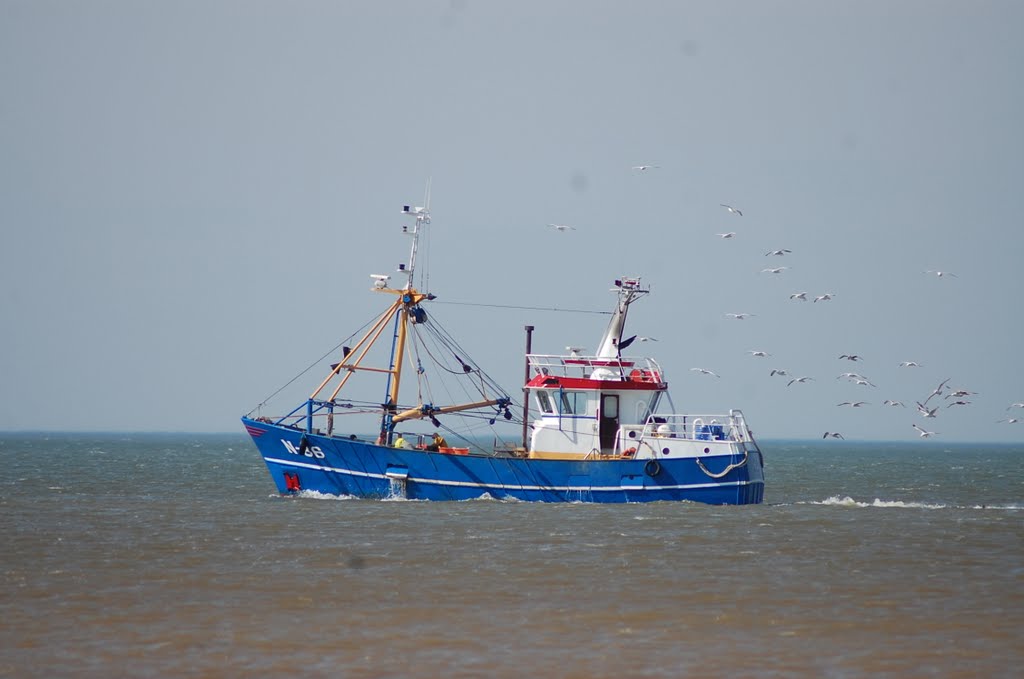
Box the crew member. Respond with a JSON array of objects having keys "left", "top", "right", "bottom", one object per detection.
[
  {"left": 426, "top": 432, "right": 448, "bottom": 452},
  {"left": 393, "top": 434, "right": 407, "bottom": 449}
]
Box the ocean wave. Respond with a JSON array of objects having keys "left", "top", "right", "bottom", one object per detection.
[{"left": 808, "top": 495, "right": 948, "bottom": 509}]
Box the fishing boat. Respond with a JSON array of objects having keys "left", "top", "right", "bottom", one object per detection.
[{"left": 241, "top": 195, "right": 765, "bottom": 504}]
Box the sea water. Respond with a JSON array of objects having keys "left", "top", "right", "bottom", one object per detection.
[{"left": 1, "top": 433, "right": 1021, "bottom": 677}]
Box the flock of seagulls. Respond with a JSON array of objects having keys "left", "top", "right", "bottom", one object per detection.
[{"left": 547, "top": 173, "right": 1017, "bottom": 441}]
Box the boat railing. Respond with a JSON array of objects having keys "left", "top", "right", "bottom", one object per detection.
[
  {"left": 528, "top": 354, "right": 664, "bottom": 381},
  {"left": 618, "top": 410, "right": 753, "bottom": 451}
]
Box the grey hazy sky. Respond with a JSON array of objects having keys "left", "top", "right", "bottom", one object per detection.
[{"left": 2, "top": 1, "right": 1022, "bottom": 441}]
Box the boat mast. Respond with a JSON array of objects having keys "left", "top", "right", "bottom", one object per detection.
[
  {"left": 594, "top": 277, "right": 649, "bottom": 359},
  {"left": 378, "top": 183, "right": 433, "bottom": 439}
]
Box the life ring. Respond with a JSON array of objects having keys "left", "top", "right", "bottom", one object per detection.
[{"left": 644, "top": 459, "right": 661, "bottom": 477}]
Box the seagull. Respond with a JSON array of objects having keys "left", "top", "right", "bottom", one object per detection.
[
  {"left": 923, "top": 270, "right": 957, "bottom": 278},
  {"left": 1008, "top": 403, "right": 1024, "bottom": 411},
  {"left": 913, "top": 423, "right": 938, "bottom": 438},
  {"left": 883, "top": 400, "right": 906, "bottom": 407},
  {"left": 898, "top": 361, "right": 922, "bottom": 367},
  {"left": 632, "top": 165, "right": 660, "bottom": 171},
  {"left": 726, "top": 313, "right": 756, "bottom": 320},
  {"left": 787, "top": 376, "right": 813, "bottom": 386},
  {"left": 837, "top": 372, "right": 865, "bottom": 381},
  {"left": 637, "top": 336, "right": 659, "bottom": 342},
  {"left": 997, "top": 417, "right": 1020, "bottom": 424},
  {"left": 839, "top": 354, "right": 862, "bottom": 361},
  {"left": 922, "top": 378, "right": 951, "bottom": 406},
  {"left": 837, "top": 401, "right": 869, "bottom": 407},
  {"left": 946, "top": 401, "right": 972, "bottom": 408},
  {"left": 720, "top": 203, "right": 743, "bottom": 216},
  {"left": 691, "top": 367, "right": 720, "bottom": 378},
  {"left": 945, "top": 389, "right": 977, "bottom": 399},
  {"left": 765, "top": 249, "right": 792, "bottom": 257},
  {"left": 547, "top": 223, "right": 576, "bottom": 231},
  {"left": 853, "top": 379, "right": 877, "bottom": 388},
  {"left": 916, "top": 402, "right": 939, "bottom": 418},
  {"left": 813, "top": 293, "right": 834, "bottom": 303},
  {"left": 760, "top": 267, "right": 789, "bottom": 274},
  {"left": 789, "top": 292, "right": 808, "bottom": 301},
  {"left": 748, "top": 350, "right": 772, "bottom": 358},
  {"left": 769, "top": 369, "right": 789, "bottom": 377},
  {"left": 823, "top": 432, "right": 845, "bottom": 439},
  {"left": 716, "top": 232, "right": 736, "bottom": 239}
]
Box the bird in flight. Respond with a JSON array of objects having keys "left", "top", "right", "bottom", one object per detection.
[
  {"left": 765, "top": 249, "right": 792, "bottom": 257},
  {"left": 787, "top": 376, "right": 813, "bottom": 386},
  {"left": 923, "top": 270, "right": 957, "bottom": 278},
  {"left": 748, "top": 350, "right": 772, "bottom": 357},
  {"left": 789, "top": 292, "right": 808, "bottom": 301},
  {"left": 912, "top": 424, "right": 938, "bottom": 438},
  {"left": 632, "top": 165, "right": 660, "bottom": 171},
  {"left": 922, "top": 378, "right": 951, "bottom": 405},
  {"left": 769, "top": 368, "right": 789, "bottom": 377},
  {"left": 837, "top": 372, "right": 865, "bottom": 381},
  {"left": 946, "top": 389, "right": 977, "bottom": 399},
  {"left": 1008, "top": 403, "right": 1024, "bottom": 411},
  {"left": 813, "top": 293, "right": 834, "bottom": 303},
  {"left": 853, "top": 378, "right": 877, "bottom": 387},
  {"left": 720, "top": 204, "right": 743, "bottom": 216},
  {"left": 997, "top": 417, "right": 1020, "bottom": 424},
  {"left": 946, "top": 401, "right": 972, "bottom": 408},
  {"left": 690, "top": 367, "right": 720, "bottom": 378},
  {"left": 726, "top": 313, "right": 756, "bottom": 320},
  {"left": 823, "top": 432, "right": 845, "bottom": 439},
  {"left": 837, "top": 401, "right": 869, "bottom": 407},
  {"left": 839, "top": 354, "right": 862, "bottom": 361},
  {"left": 916, "top": 402, "right": 939, "bottom": 418},
  {"left": 547, "top": 224, "right": 576, "bottom": 231},
  {"left": 883, "top": 400, "right": 906, "bottom": 407},
  {"left": 898, "top": 361, "right": 922, "bottom": 368},
  {"left": 637, "top": 336, "right": 659, "bottom": 342},
  {"left": 760, "top": 267, "right": 789, "bottom": 274},
  {"left": 716, "top": 232, "right": 736, "bottom": 239}
]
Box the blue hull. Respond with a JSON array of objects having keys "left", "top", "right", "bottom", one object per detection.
[{"left": 242, "top": 418, "right": 765, "bottom": 505}]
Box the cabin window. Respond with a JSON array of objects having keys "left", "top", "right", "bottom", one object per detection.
[
  {"left": 559, "top": 391, "right": 590, "bottom": 416},
  {"left": 536, "top": 391, "right": 554, "bottom": 414}
]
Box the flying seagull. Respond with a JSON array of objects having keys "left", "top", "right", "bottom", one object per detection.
[
  {"left": 922, "top": 378, "right": 951, "bottom": 406},
  {"left": 912, "top": 423, "right": 938, "bottom": 438},
  {"left": 946, "top": 389, "right": 977, "bottom": 399},
  {"left": 883, "top": 400, "right": 906, "bottom": 407},
  {"left": 923, "top": 270, "right": 957, "bottom": 278},
  {"left": 916, "top": 402, "right": 939, "bottom": 418},
  {"left": 839, "top": 354, "right": 862, "bottom": 361},
  {"left": 787, "top": 376, "right": 814, "bottom": 386},
  {"left": 716, "top": 232, "right": 736, "bottom": 239},
  {"left": 837, "top": 401, "right": 869, "bottom": 407},
  {"left": 823, "top": 432, "right": 845, "bottom": 439},
  {"left": 946, "top": 401, "right": 972, "bottom": 408},
  {"left": 748, "top": 350, "right": 772, "bottom": 358},
  {"left": 765, "top": 249, "right": 792, "bottom": 257},
  {"left": 726, "top": 313, "right": 756, "bottom": 320},
  {"left": 769, "top": 369, "right": 789, "bottom": 377},
  {"left": 547, "top": 223, "right": 576, "bottom": 231},
  {"left": 789, "top": 292, "right": 808, "bottom": 301},
  {"left": 760, "top": 267, "right": 789, "bottom": 274},
  {"left": 813, "top": 293, "right": 834, "bottom": 303},
  {"left": 853, "top": 378, "right": 877, "bottom": 388},
  {"left": 720, "top": 204, "right": 743, "bottom": 216},
  {"left": 637, "top": 336, "right": 659, "bottom": 342},
  {"left": 1008, "top": 403, "right": 1024, "bottom": 411},
  {"left": 898, "top": 361, "right": 922, "bottom": 367},
  {"left": 632, "top": 165, "right": 660, "bottom": 171},
  {"left": 690, "top": 367, "right": 720, "bottom": 378},
  {"left": 997, "top": 417, "right": 1020, "bottom": 424}
]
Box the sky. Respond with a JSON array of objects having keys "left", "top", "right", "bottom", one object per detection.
[{"left": 2, "top": 1, "right": 1022, "bottom": 441}]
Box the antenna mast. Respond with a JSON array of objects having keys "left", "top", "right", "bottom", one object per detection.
[{"left": 400, "top": 178, "right": 432, "bottom": 290}]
